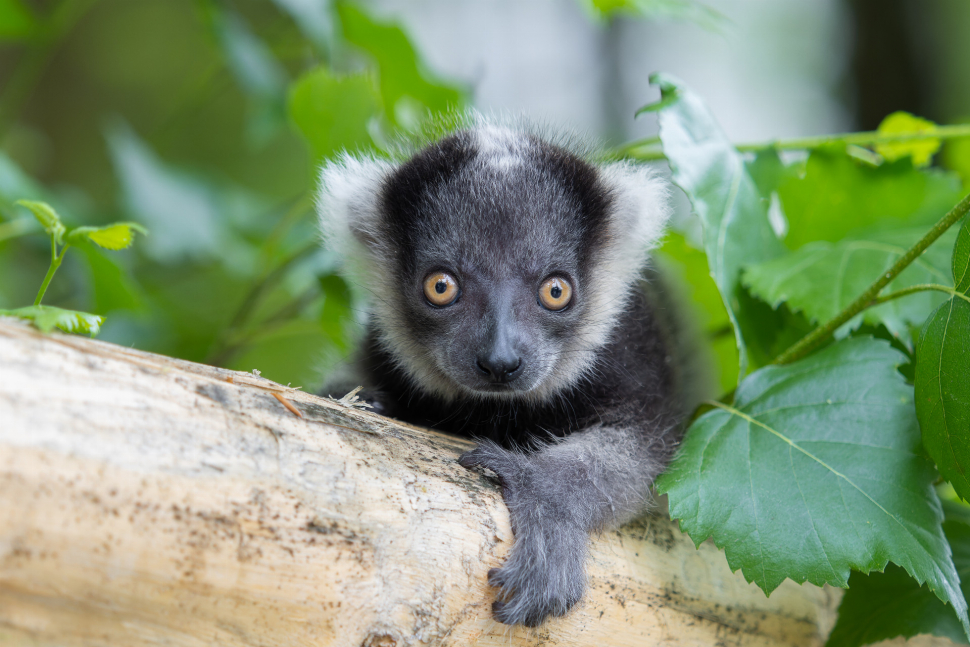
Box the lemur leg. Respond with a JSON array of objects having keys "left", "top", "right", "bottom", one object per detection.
[{"left": 458, "top": 421, "right": 678, "bottom": 627}]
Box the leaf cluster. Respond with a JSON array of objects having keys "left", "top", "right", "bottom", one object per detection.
[
  {"left": 0, "top": 200, "right": 145, "bottom": 335},
  {"left": 645, "top": 76, "right": 970, "bottom": 646}
]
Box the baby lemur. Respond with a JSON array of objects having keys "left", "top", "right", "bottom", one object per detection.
[{"left": 317, "top": 121, "right": 690, "bottom": 627}]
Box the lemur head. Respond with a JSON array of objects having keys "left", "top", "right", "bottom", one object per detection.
[{"left": 318, "top": 124, "right": 670, "bottom": 403}]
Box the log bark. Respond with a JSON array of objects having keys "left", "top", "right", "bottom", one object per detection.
[{"left": 0, "top": 318, "right": 839, "bottom": 646}]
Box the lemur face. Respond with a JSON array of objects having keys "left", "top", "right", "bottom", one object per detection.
[
  {"left": 318, "top": 123, "right": 670, "bottom": 402},
  {"left": 378, "top": 127, "right": 612, "bottom": 399}
]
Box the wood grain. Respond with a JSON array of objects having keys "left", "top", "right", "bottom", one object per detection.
[{"left": 0, "top": 318, "right": 839, "bottom": 646}]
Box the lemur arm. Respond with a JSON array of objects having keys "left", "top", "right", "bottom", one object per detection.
[{"left": 458, "top": 418, "right": 679, "bottom": 627}]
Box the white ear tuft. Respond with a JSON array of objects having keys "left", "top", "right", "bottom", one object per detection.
[
  {"left": 316, "top": 153, "right": 396, "bottom": 255},
  {"left": 599, "top": 161, "right": 672, "bottom": 281}
]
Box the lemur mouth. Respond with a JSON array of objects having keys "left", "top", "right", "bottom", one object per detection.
[{"left": 468, "top": 381, "right": 530, "bottom": 395}]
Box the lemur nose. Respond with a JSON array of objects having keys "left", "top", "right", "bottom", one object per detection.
[{"left": 476, "top": 354, "right": 523, "bottom": 383}]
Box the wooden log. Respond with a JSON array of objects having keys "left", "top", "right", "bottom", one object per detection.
[{"left": 0, "top": 318, "right": 839, "bottom": 646}]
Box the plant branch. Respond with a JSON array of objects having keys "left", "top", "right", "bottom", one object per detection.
[
  {"left": 616, "top": 123, "right": 970, "bottom": 161},
  {"left": 772, "top": 192, "right": 970, "bottom": 365},
  {"left": 870, "top": 284, "right": 970, "bottom": 307},
  {"left": 34, "top": 240, "right": 68, "bottom": 306}
]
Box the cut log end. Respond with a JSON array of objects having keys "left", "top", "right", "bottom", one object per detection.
[{"left": 0, "top": 318, "right": 838, "bottom": 646}]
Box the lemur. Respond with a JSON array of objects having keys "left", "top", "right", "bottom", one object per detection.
[{"left": 317, "top": 120, "right": 694, "bottom": 627}]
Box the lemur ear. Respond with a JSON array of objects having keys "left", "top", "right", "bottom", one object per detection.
[
  {"left": 317, "top": 154, "right": 395, "bottom": 253},
  {"left": 596, "top": 161, "right": 672, "bottom": 280}
]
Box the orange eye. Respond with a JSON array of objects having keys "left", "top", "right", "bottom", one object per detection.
[
  {"left": 423, "top": 272, "right": 460, "bottom": 307},
  {"left": 538, "top": 276, "right": 572, "bottom": 311}
]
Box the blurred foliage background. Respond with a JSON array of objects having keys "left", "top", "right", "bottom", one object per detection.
[{"left": 1, "top": 0, "right": 970, "bottom": 392}]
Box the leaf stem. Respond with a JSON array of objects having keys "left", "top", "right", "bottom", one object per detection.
[
  {"left": 870, "top": 284, "right": 970, "bottom": 307},
  {"left": 616, "top": 123, "right": 970, "bottom": 161},
  {"left": 773, "top": 192, "right": 970, "bottom": 365},
  {"left": 34, "top": 239, "right": 69, "bottom": 306}
]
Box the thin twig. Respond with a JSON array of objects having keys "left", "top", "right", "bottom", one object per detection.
[
  {"left": 772, "top": 192, "right": 970, "bottom": 365},
  {"left": 616, "top": 124, "right": 970, "bottom": 161},
  {"left": 870, "top": 283, "right": 970, "bottom": 307}
]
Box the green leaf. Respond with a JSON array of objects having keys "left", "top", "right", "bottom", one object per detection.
[
  {"left": 916, "top": 297, "right": 970, "bottom": 503},
  {"left": 745, "top": 147, "right": 788, "bottom": 202},
  {"left": 15, "top": 199, "right": 65, "bottom": 244},
  {"left": 650, "top": 73, "right": 785, "bottom": 380},
  {"left": 942, "top": 124, "right": 970, "bottom": 189},
  {"left": 657, "top": 337, "right": 968, "bottom": 636},
  {"left": 269, "top": 0, "right": 332, "bottom": 49},
  {"left": 0, "top": 0, "right": 36, "bottom": 41},
  {"left": 288, "top": 67, "right": 380, "bottom": 162},
  {"left": 0, "top": 305, "right": 102, "bottom": 336},
  {"left": 207, "top": 6, "right": 286, "bottom": 98},
  {"left": 106, "top": 121, "right": 223, "bottom": 263},
  {"left": 954, "top": 217, "right": 970, "bottom": 294},
  {"left": 876, "top": 111, "right": 941, "bottom": 168},
  {"left": 67, "top": 222, "right": 148, "bottom": 250},
  {"left": 827, "top": 506, "right": 970, "bottom": 647},
  {"left": 743, "top": 226, "right": 957, "bottom": 346},
  {"left": 78, "top": 245, "right": 145, "bottom": 314},
  {"left": 779, "top": 148, "right": 964, "bottom": 250},
  {"left": 657, "top": 232, "right": 738, "bottom": 393},
  {"left": 336, "top": 1, "right": 464, "bottom": 128}
]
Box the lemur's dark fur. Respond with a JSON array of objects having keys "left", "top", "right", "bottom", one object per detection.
[{"left": 318, "top": 122, "right": 691, "bottom": 627}]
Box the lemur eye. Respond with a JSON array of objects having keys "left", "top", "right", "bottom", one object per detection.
[
  {"left": 423, "top": 272, "right": 460, "bottom": 307},
  {"left": 538, "top": 276, "right": 572, "bottom": 311}
]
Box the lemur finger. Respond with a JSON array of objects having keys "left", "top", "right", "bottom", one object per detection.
[{"left": 457, "top": 443, "right": 520, "bottom": 484}]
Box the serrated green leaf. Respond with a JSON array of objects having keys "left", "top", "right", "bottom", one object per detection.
[
  {"left": 67, "top": 222, "right": 147, "bottom": 250},
  {"left": 827, "top": 506, "right": 970, "bottom": 647},
  {"left": 15, "top": 199, "right": 65, "bottom": 243},
  {"left": 0, "top": 305, "right": 102, "bottom": 336},
  {"left": 779, "top": 148, "right": 964, "bottom": 250},
  {"left": 0, "top": 0, "right": 36, "bottom": 41},
  {"left": 877, "top": 111, "right": 941, "bottom": 168},
  {"left": 657, "top": 337, "right": 967, "bottom": 636},
  {"left": 336, "top": 1, "right": 464, "bottom": 128},
  {"left": 651, "top": 73, "right": 785, "bottom": 380},
  {"left": 916, "top": 298, "right": 970, "bottom": 503},
  {"left": 288, "top": 67, "right": 380, "bottom": 162},
  {"left": 954, "top": 217, "right": 970, "bottom": 294},
  {"left": 743, "top": 226, "right": 956, "bottom": 347}
]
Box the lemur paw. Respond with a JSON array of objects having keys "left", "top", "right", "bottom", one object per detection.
[{"left": 459, "top": 442, "right": 588, "bottom": 627}]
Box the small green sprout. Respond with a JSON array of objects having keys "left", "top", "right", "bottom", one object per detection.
[{"left": 0, "top": 200, "right": 147, "bottom": 336}]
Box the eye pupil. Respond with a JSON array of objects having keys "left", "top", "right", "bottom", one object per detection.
[
  {"left": 435, "top": 281, "right": 447, "bottom": 294},
  {"left": 550, "top": 285, "right": 562, "bottom": 299}
]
